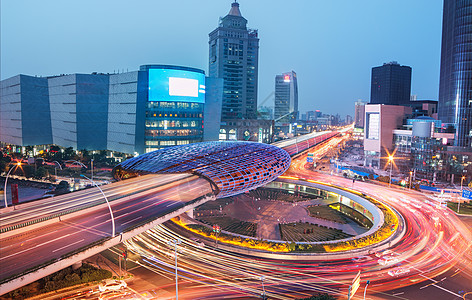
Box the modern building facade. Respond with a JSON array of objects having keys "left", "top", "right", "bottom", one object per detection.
[
  {"left": 0, "top": 75, "right": 52, "bottom": 147},
  {"left": 208, "top": 1, "right": 259, "bottom": 121},
  {"left": 363, "top": 104, "right": 412, "bottom": 168},
  {"left": 0, "top": 65, "right": 223, "bottom": 155},
  {"left": 274, "top": 71, "right": 298, "bottom": 134},
  {"left": 354, "top": 100, "right": 366, "bottom": 129},
  {"left": 140, "top": 65, "right": 207, "bottom": 153},
  {"left": 107, "top": 71, "right": 147, "bottom": 155},
  {"left": 370, "top": 62, "right": 412, "bottom": 106},
  {"left": 438, "top": 0, "right": 472, "bottom": 148},
  {"left": 48, "top": 74, "right": 109, "bottom": 150}
]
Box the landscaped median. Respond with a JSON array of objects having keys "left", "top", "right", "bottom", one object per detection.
[{"left": 173, "top": 178, "right": 400, "bottom": 254}]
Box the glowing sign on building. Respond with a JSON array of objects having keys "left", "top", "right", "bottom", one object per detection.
[{"left": 148, "top": 68, "right": 205, "bottom": 103}]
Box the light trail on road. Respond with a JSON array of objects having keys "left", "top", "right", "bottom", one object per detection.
[{"left": 124, "top": 135, "right": 472, "bottom": 299}]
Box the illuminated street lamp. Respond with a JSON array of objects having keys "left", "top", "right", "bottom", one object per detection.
[
  {"left": 409, "top": 171, "right": 413, "bottom": 190},
  {"left": 3, "top": 162, "right": 21, "bottom": 208},
  {"left": 363, "top": 280, "right": 370, "bottom": 300},
  {"left": 388, "top": 155, "right": 394, "bottom": 188},
  {"left": 167, "top": 238, "right": 181, "bottom": 300},
  {"left": 80, "top": 174, "right": 115, "bottom": 237},
  {"left": 459, "top": 175, "right": 466, "bottom": 213}
]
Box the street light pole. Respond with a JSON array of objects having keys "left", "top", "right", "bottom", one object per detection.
[
  {"left": 168, "top": 239, "right": 181, "bottom": 300},
  {"left": 459, "top": 176, "right": 466, "bottom": 213},
  {"left": 260, "top": 276, "right": 266, "bottom": 300},
  {"left": 363, "top": 280, "right": 370, "bottom": 300},
  {"left": 80, "top": 174, "right": 115, "bottom": 237},
  {"left": 388, "top": 155, "right": 394, "bottom": 188},
  {"left": 3, "top": 162, "right": 21, "bottom": 208},
  {"left": 91, "top": 158, "right": 94, "bottom": 182},
  {"left": 52, "top": 161, "right": 62, "bottom": 178},
  {"left": 409, "top": 171, "right": 413, "bottom": 190}
]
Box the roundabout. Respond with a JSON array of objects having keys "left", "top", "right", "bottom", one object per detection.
[{"left": 113, "top": 139, "right": 472, "bottom": 299}]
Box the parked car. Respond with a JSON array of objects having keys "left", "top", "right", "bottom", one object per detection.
[{"left": 98, "top": 280, "right": 127, "bottom": 292}]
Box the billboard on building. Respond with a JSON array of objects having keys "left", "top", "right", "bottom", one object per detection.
[{"left": 148, "top": 69, "right": 205, "bottom": 103}]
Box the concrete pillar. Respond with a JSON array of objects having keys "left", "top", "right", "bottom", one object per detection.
[{"left": 72, "top": 261, "right": 82, "bottom": 270}]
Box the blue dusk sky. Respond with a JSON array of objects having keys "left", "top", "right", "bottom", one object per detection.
[{"left": 1, "top": 0, "right": 443, "bottom": 117}]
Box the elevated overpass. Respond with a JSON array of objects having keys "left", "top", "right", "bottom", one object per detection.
[{"left": 0, "top": 132, "right": 342, "bottom": 294}]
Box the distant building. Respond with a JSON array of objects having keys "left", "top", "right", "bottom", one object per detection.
[
  {"left": 346, "top": 115, "right": 353, "bottom": 124},
  {"left": 257, "top": 106, "right": 274, "bottom": 120},
  {"left": 274, "top": 71, "right": 298, "bottom": 134},
  {"left": 438, "top": 0, "right": 472, "bottom": 148},
  {"left": 363, "top": 104, "right": 412, "bottom": 168},
  {"left": 208, "top": 1, "right": 259, "bottom": 121},
  {"left": 354, "top": 100, "right": 366, "bottom": 128},
  {"left": 219, "top": 119, "right": 272, "bottom": 143},
  {"left": 409, "top": 100, "right": 438, "bottom": 119},
  {"left": 393, "top": 117, "right": 454, "bottom": 181},
  {"left": 370, "top": 62, "right": 412, "bottom": 106},
  {"left": 306, "top": 110, "right": 321, "bottom": 122},
  {"left": 0, "top": 65, "right": 223, "bottom": 155}
]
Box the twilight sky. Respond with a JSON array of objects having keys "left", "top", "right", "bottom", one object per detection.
[{"left": 1, "top": 0, "right": 443, "bottom": 117}]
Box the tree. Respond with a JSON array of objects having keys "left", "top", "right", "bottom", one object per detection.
[
  {"left": 35, "top": 167, "right": 48, "bottom": 179},
  {"left": 64, "top": 147, "right": 75, "bottom": 160},
  {"left": 57, "top": 180, "right": 70, "bottom": 190}
]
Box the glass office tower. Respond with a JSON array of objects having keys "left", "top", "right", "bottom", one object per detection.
[
  {"left": 438, "top": 0, "right": 472, "bottom": 148},
  {"left": 370, "top": 62, "right": 412, "bottom": 106}
]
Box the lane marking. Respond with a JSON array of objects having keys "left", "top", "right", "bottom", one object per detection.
[
  {"left": 52, "top": 239, "right": 85, "bottom": 253},
  {"left": 392, "top": 292, "right": 404, "bottom": 296},
  {"left": 418, "top": 274, "right": 462, "bottom": 298},
  {"left": 121, "top": 216, "right": 142, "bottom": 226}
]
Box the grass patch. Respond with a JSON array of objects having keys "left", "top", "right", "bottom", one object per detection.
[
  {"left": 447, "top": 201, "right": 472, "bottom": 215},
  {"left": 307, "top": 205, "right": 347, "bottom": 224},
  {"left": 329, "top": 203, "right": 373, "bottom": 228},
  {"left": 196, "top": 216, "right": 257, "bottom": 237},
  {"left": 195, "top": 197, "right": 233, "bottom": 211},
  {"left": 249, "top": 187, "right": 315, "bottom": 203},
  {"left": 279, "top": 222, "right": 352, "bottom": 242}
]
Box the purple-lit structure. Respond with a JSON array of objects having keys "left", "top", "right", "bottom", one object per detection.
[{"left": 113, "top": 141, "right": 291, "bottom": 198}]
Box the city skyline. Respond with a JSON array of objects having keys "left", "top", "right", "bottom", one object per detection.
[{"left": 1, "top": 0, "right": 443, "bottom": 117}]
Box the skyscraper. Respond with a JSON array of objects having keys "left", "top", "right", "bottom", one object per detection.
[
  {"left": 208, "top": 1, "right": 259, "bottom": 121},
  {"left": 274, "top": 71, "right": 298, "bottom": 134},
  {"left": 438, "top": 0, "right": 472, "bottom": 148},
  {"left": 370, "top": 62, "right": 412, "bottom": 106},
  {"left": 354, "top": 100, "right": 366, "bottom": 129}
]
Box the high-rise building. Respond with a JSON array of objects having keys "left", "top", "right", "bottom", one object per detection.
[
  {"left": 354, "top": 100, "right": 366, "bottom": 129},
  {"left": 370, "top": 61, "right": 412, "bottom": 106},
  {"left": 208, "top": 1, "right": 259, "bottom": 121},
  {"left": 438, "top": 0, "right": 472, "bottom": 148},
  {"left": 274, "top": 71, "right": 298, "bottom": 134}
]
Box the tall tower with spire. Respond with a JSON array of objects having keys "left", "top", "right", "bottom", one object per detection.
[{"left": 208, "top": 1, "right": 259, "bottom": 121}]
